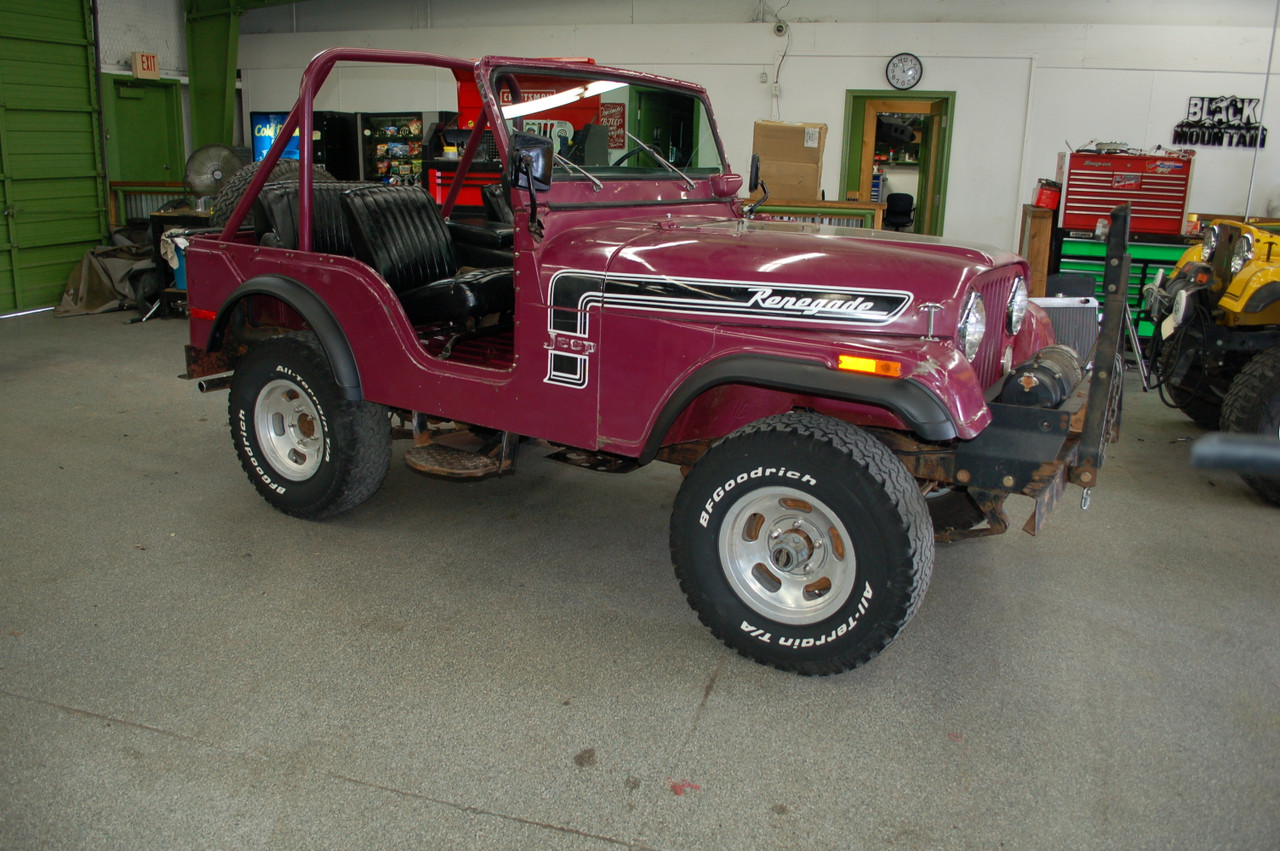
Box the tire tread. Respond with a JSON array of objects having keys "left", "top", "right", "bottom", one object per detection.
[
  {"left": 1220, "top": 346, "right": 1280, "bottom": 505},
  {"left": 229, "top": 332, "right": 389, "bottom": 519},
  {"left": 671, "top": 412, "right": 933, "bottom": 675},
  {"left": 210, "top": 159, "right": 335, "bottom": 228}
]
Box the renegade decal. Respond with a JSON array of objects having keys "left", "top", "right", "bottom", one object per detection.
[
  {"left": 541, "top": 270, "right": 913, "bottom": 389},
  {"left": 547, "top": 269, "right": 912, "bottom": 339}
]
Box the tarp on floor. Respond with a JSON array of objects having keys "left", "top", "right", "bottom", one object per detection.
[{"left": 54, "top": 244, "right": 153, "bottom": 317}]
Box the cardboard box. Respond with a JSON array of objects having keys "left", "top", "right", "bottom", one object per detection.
[
  {"left": 751, "top": 120, "right": 827, "bottom": 200},
  {"left": 754, "top": 162, "right": 821, "bottom": 201}
]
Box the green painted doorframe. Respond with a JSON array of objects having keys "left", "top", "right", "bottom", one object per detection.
[
  {"left": 184, "top": 0, "right": 299, "bottom": 149},
  {"left": 839, "top": 89, "right": 955, "bottom": 236}
]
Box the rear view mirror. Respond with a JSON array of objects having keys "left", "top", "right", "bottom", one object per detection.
[
  {"left": 744, "top": 153, "right": 768, "bottom": 218},
  {"left": 509, "top": 132, "right": 553, "bottom": 192}
]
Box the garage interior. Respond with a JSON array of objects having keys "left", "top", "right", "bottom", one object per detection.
[{"left": 2, "top": 1, "right": 1278, "bottom": 847}]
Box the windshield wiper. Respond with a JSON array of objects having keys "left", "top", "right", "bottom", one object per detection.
[
  {"left": 624, "top": 130, "right": 696, "bottom": 190},
  {"left": 553, "top": 152, "right": 603, "bottom": 192}
]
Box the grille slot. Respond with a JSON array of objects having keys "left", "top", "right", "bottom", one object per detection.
[{"left": 970, "top": 272, "right": 1016, "bottom": 387}]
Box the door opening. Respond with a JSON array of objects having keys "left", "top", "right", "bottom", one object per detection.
[{"left": 840, "top": 91, "right": 954, "bottom": 235}]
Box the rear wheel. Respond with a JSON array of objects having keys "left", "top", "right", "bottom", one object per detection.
[
  {"left": 670, "top": 412, "right": 933, "bottom": 675},
  {"left": 1220, "top": 346, "right": 1280, "bottom": 505},
  {"left": 228, "top": 332, "right": 390, "bottom": 519}
]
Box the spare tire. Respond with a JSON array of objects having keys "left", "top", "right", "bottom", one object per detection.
[{"left": 209, "top": 159, "right": 335, "bottom": 228}]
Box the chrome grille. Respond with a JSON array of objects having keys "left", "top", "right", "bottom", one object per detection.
[{"left": 970, "top": 271, "right": 1016, "bottom": 388}]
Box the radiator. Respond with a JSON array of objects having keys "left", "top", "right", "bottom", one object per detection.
[{"left": 1031, "top": 296, "right": 1100, "bottom": 363}]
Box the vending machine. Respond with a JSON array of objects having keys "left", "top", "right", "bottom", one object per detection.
[
  {"left": 250, "top": 111, "right": 359, "bottom": 180},
  {"left": 357, "top": 112, "right": 453, "bottom": 183}
]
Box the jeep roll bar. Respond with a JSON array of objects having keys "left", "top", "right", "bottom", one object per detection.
[{"left": 217, "top": 48, "right": 475, "bottom": 250}]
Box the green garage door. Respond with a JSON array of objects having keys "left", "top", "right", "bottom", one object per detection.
[{"left": 0, "top": 0, "right": 107, "bottom": 312}]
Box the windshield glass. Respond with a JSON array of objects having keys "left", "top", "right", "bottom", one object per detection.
[{"left": 491, "top": 69, "right": 724, "bottom": 180}]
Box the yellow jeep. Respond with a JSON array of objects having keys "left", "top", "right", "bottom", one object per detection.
[{"left": 1148, "top": 218, "right": 1280, "bottom": 503}]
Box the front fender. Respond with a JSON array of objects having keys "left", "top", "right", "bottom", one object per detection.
[{"left": 640, "top": 352, "right": 961, "bottom": 463}]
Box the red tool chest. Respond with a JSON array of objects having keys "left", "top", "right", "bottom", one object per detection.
[{"left": 1059, "top": 150, "right": 1194, "bottom": 237}]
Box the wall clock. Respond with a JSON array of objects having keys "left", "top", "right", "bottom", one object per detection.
[{"left": 886, "top": 53, "right": 923, "bottom": 90}]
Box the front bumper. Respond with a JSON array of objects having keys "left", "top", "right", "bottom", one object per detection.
[{"left": 879, "top": 204, "right": 1131, "bottom": 540}]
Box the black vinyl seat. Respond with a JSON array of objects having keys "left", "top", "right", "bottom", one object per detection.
[
  {"left": 256, "top": 180, "right": 362, "bottom": 255},
  {"left": 339, "top": 184, "right": 513, "bottom": 327},
  {"left": 481, "top": 182, "right": 515, "bottom": 225}
]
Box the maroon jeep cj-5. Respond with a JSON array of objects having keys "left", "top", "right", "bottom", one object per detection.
[{"left": 181, "top": 48, "right": 1128, "bottom": 675}]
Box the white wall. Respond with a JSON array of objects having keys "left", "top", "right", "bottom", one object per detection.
[
  {"left": 96, "top": 0, "right": 187, "bottom": 76},
  {"left": 235, "top": 2, "right": 1280, "bottom": 249}
]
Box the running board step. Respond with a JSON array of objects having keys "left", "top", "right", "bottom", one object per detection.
[{"left": 405, "top": 431, "right": 518, "bottom": 479}]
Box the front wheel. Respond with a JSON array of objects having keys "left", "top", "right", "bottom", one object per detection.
[
  {"left": 1220, "top": 346, "right": 1280, "bottom": 506},
  {"left": 670, "top": 412, "right": 934, "bottom": 675},
  {"left": 228, "top": 332, "right": 391, "bottom": 519},
  {"left": 1155, "top": 338, "right": 1223, "bottom": 430}
]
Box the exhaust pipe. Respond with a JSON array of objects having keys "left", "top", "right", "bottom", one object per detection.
[{"left": 197, "top": 375, "right": 233, "bottom": 393}]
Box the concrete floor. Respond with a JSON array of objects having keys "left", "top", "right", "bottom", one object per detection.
[{"left": 1, "top": 309, "right": 1277, "bottom": 849}]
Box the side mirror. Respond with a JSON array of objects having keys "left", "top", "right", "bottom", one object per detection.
[
  {"left": 709, "top": 173, "right": 743, "bottom": 198},
  {"left": 744, "top": 152, "right": 768, "bottom": 218},
  {"left": 509, "top": 131, "right": 553, "bottom": 192}
]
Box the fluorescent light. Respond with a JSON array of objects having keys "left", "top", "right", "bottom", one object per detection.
[{"left": 502, "top": 80, "right": 628, "bottom": 120}]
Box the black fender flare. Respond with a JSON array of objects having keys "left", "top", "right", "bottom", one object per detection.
[
  {"left": 1244, "top": 280, "right": 1280, "bottom": 313},
  {"left": 639, "top": 354, "right": 958, "bottom": 463},
  {"left": 207, "top": 274, "right": 362, "bottom": 401}
]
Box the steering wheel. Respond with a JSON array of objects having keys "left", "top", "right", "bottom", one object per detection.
[{"left": 611, "top": 146, "right": 649, "bottom": 167}]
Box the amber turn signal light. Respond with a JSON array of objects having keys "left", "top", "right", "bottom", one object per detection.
[{"left": 837, "top": 355, "right": 902, "bottom": 377}]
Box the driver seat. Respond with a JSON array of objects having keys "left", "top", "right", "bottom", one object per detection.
[{"left": 340, "top": 184, "right": 513, "bottom": 327}]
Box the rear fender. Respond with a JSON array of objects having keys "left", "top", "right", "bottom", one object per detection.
[{"left": 206, "top": 275, "right": 362, "bottom": 400}]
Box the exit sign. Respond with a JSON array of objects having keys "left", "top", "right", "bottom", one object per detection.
[{"left": 131, "top": 52, "right": 159, "bottom": 79}]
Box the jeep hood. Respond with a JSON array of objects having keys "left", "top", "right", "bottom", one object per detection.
[{"left": 541, "top": 215, "right": 1022, "bottom": 336}]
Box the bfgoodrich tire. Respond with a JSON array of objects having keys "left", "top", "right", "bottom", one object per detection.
[
  {"left": 1220, "top": 346, "right": 1280, "bottom": 506},
  {"left": 670, "top": 412, "right": 934, "bottom": 675},
  {"left": 228, "top": 333, "right": 390, "bottom": 519}
]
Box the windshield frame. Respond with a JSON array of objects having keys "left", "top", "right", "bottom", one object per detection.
[{"left": 478, "top": 59, "right": 729, "bottom": 188}]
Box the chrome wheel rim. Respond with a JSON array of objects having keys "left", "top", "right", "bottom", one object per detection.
[
  {"left": 717, "top": 486, "right": 857, "bottom": 625},
  {"left": 254, "top": 378, "right": 323, "bottom": 481}
]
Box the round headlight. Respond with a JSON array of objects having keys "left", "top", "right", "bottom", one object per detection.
[
  {"left": 958, "top": 290, "right": 986, "bottom": 361},
  {"left": 1007, "top": 276, "right": 1029, "bottom": 334},
  {"left": 1201, "top": 225, "right": 1219, "bottom": 262},
  {"left": 1231, "top": 232, "right": 1254, "bottom": 276}
]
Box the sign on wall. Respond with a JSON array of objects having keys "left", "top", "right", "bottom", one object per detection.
[
  {"left": 1172, "top": 96, "right": 1267, "bottom": 148},
  {"left": 131, "top": 51, "right": 159, "bottom": 79},
  {"left": 599, "top": 102, "right": 626, "bottom": 148}
]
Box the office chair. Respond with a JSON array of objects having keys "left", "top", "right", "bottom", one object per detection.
[{"left": 883, "top": 193, "right": 915, "bottom": 231}]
